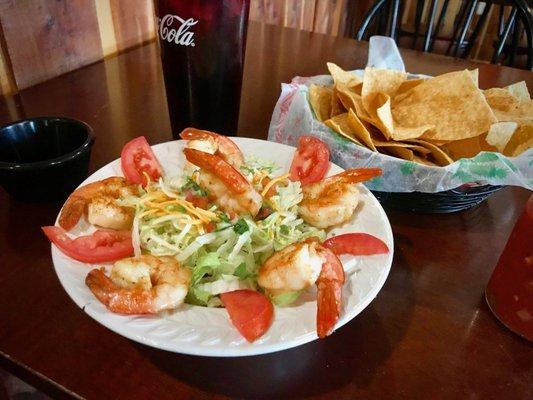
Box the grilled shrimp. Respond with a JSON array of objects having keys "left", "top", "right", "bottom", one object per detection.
[
  {"left": 184, "top": 148, "right": 262, "bottom": 217},
  {"left": 298, "top": 169, "right": 381, "bottom": 229},
  {"left": 258, "top": 239, "right": 345, "bottom": 338},
  {"left": 180, "top": 127, "right": 244, "bottom": 168},
  {"left": 58, "top": 177, "right": 140, "bottom": 231},
  {"left": 85, "top": 255, "right": 191, "bottom": 314}
]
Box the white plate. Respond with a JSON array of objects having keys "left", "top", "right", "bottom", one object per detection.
[{"left": 50, "top": 138, "right": 394, "bottom": 357}]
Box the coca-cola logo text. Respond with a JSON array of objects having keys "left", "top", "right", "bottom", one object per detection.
[{"left": 158, "top": 15, "right": 197, "bottom": 47}]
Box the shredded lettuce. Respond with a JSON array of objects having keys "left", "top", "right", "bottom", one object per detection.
[
  {"left": 234, "top": 262, "right": 254, "bottom": 280},
  {"left": 270, "top": 291, "right": 301, "bottom": 306},
  {"left": 180, "top": 181, "right": 324, "bottom": 307},
  {"left": 132, "top": 161, "right": 325, "bottom": 308},
  {"left": 185, "top": 286, "right": 212, "bottom": 306},
  {"left": 240, "top": 157, "right": 277, "bottom": 178}
]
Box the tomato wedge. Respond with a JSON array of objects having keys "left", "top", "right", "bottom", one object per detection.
[
  {"left": 220, "top": 290, "right": 274, "bottom": 342},
  {"left": 185, "top": 190, "right": 209, "bottom": 209},
  {"left": 289, "top": 136, "right": 330, "bottom": 186},
  {"left": 121, "top": 136, "right": 163, "bottom": 186},
  {"left": 323, "top": 233, "right": 389, "bottom": 256},
  {"left": 42, "top": 226, "right": 133, "bottom": 263}
]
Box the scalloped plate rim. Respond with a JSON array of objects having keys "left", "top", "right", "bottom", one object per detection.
[{"left": 50, "top": 137, "right": 394, "bottom": 357}]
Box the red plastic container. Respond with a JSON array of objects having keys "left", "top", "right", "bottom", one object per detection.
[{"left": 485, "top": 195, "right": 533, "bottom": 341}]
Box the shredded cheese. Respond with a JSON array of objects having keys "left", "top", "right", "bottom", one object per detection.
[
  {"left": 138, "top": 188, "right": 218, "bottom": 231},
  {"left": 142, "top": 171, "right": 152, "bottom": 187},
  {"left": 261, "top": 173, "right": 290, "bottom": 197},
  {"left": 252, "top": 170, "right": 269, "bottom": 185}
]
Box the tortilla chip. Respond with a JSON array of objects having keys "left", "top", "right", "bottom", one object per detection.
[
  {"left": 309, "top": 84, "right": 332, "bottom": 122},
  {"left": 485, "top": 122, "right": 518, "bottom": 152},
  {"left": 505, "top": 81, "right": 530, "bottom": 103},
  {"left": 313, "top": 61, "right": 530, "bottom": 168},
  {"left": 469, "top": 69, "right": 479, "bottom": 87},
  {"left": 503, "top": 123, "right": 533, "bottom": 156},
  {"left": 347, "top": 109, "right": 377, "bottom": 151},
  {"left": 412, "top": 154, "right": 438, "bottom": 166},
  {"left": 335, "top": 84, "right": 357, "bottom": 110},
  {"left": 351, "top": 94, "right": 374, "bottom": 123},
  {"left": 352, "top": 83, "right": 363, "bottom": 96},
  {"left": 373, "top": 94, "right": 394, "bottom": 139},
  {"left": 384, "top": 146, "right": 414, "bottom": 161},
  {"left": 327, "top": 62, "right": 362, "bottom": 87},
  {"left": 441, "top": 136, "right": 483, "bottom": 160},
  {"left": 330, "top": 87, "right": 346, "bottom": 118},
  {"left": 424, "top": 138, "right": 451, "bottom": 146},
  {"left": 405, "top": 138, "right": 454, "bottom": 166},
  {"left": 392, "top": 70, "right": 497, "bottom": 141},
  {"left": 324, "top": 113, "right": 363, "bottom": 145},
  {"left": 484, "top": 88, "right": 521, "bottom": 112},
  {"left": 336, "top": 86, "right": 375, "bottom": 125},
  {"left": 478, "top": 133, "right": 499, "bottom": 153},
  {"left": 396, "top": 79, "right": 426, "bottom": 96},
  {"left": 375, "top": 141, "right": 431, "bottom": 154},
  {"left": 362, "top": 67, "right": 406, "bottom": 114},
  {"left": 485, "top": 93, "right": 533, "bottom": 123},
  {"left": 394, "top": 125, "right": 433, "bottom": 141}
]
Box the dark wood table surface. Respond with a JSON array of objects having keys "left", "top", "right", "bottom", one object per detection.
[{"left": 0, "top": 21, "right": 532, "bottom": 400}]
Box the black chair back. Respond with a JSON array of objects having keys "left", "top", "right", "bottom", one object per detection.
[{"left": 356, "top": 0, "right": 533, "bottom": 69}]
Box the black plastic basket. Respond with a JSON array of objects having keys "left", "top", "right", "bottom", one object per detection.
[{"left": 372, "top": 185, "right": 504, "bottom": 213}]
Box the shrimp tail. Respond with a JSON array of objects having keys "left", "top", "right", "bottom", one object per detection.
[
  {"left": 316, "top": 280, "right": 343, "bottom": 338},
  {"left": 183, "top": 148, "right": 249, "bottom": 194},
  {"left": 180, "top": 127, "right": 244, "bottom": 167},
  {"left": 58, "top": 177, "right": 132, "bottom": 231},
  {"left": 58, "top": 195, "right": 87, "bottom": 230},
  {"left": 338, "top": 168, "right": 382, "bottom": 184},
  {"left": 85, "top": 268, "right": 155, "bottom": 314},
  {"left": 179, "top": 127, "right": 217, "bottom": 141},
  {"left": 316, "top": 247, "right": 345, "bottom": 338}
]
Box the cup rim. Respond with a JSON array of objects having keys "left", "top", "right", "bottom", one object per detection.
[{"left": 0, "top": 116, "right": 95, "bottom": 171}]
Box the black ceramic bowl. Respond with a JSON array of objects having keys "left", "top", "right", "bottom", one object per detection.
[{"left": 0, "top": 117, "right": 95, "bottom": 201}]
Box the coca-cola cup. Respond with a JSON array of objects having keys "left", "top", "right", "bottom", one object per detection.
[{"left": 155, "top": 0, "right": 250, "bottom": 137}]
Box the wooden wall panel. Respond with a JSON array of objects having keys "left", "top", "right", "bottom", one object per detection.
[
  {"left": 313, "top": 0, "right": 347, "bottom": 36},
  {"left": 254, "top": 0, "right": 284, "bottom": 26},
  {"left": 250, "top": 0, "right": 348, "bottom": 36},
  {"left": 0, "top": 0, "right": 157, "bottom": 95},
  {"left": 0, "top": 0, "right": 103, "bottom": 90},
  {"left": 95, "top": 0, "right": 118, "bottom": 57},
  {"left": 109, "top": 0, "right": 156, "bottom": 53},
  {"left": 299, "top": 0, "right": 317, "bottom": 31},
  {"left": 0, "top": 23, "right": 16, "bottom": 96},
  {"left": 0, "top": 0, "right": 517, "bottom": 96},
  {"left": 249, "top": 0, "right": 265, "bottom": 25},
  {"left": 283, "top": 0, "right": 316, "bottom": 31}
]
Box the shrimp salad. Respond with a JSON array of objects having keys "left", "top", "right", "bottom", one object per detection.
[
  {"left": 43, "top": 129, "right": 389, "bottom": 342},
  {"left": 122, "top": 159, "right": 326, "bottom": 308}
]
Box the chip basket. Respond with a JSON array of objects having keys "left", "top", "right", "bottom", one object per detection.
[
  {"left": 371, "top": 184, "right": 504, "bottom": 213},
  {"left": 267, "top": 48, "right": 532, "bottom": 213}
]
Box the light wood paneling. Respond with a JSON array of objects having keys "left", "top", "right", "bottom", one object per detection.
[
  {"left": 95, "top": 0, "right": 118, "bottom": 57},
  {"left": 283, "top": 0, "right": 316, "bottom": 31},
  {"left": 313, "top": 0, "right": 347, "bottom": 36},
  {"left": 250, "top": 0, "right": 348, "bottom": 36},
  {"left": 0, "top": 22, "right": 16, "bottom": 96},
  {"left": 0, "top": 0, "right": 156, "bottom": 96},
  {"left": 251, "top": 0, "right": 284, "bottom": 26},
  {"left": 0, "top": 0, "right": 520, "bottom": 96},
  {"left": 0, "top": 0, "right": 103, "bottom": 90},
  {"left": 110, "top": 0, "right": 155, "bottom": 53}
]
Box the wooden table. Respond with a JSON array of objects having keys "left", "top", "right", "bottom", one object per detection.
[{"left": 0, "top": 22, "right": 531, "bottom": 400}]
